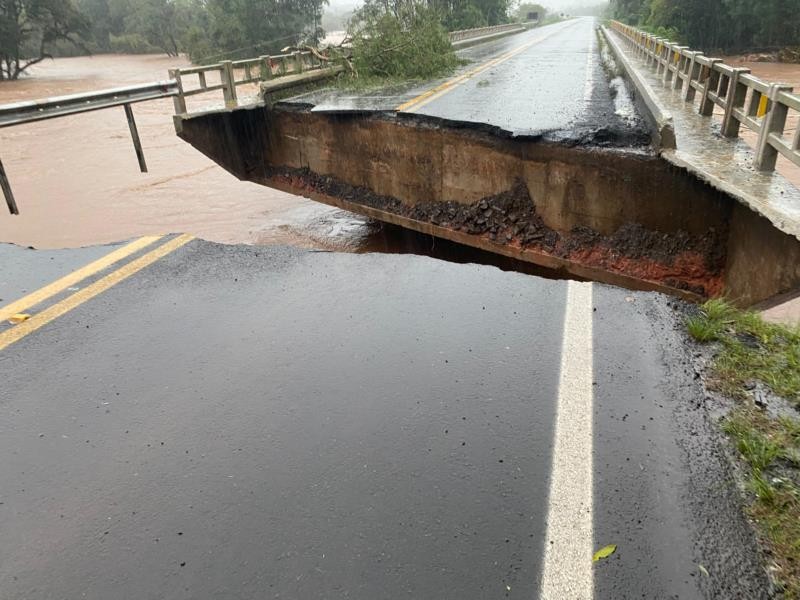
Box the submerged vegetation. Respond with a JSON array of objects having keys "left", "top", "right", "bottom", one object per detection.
[{"left": 688, "top": 299, "right": 800, "bottom": 596}]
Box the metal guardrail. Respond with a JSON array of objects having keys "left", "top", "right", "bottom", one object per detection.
[
  {"left": 172, "top": 24, "right": 528, "bottom": 115},
  {"left": 0, "top": 80, "right": 178, "bottom": 215},
  {"left": 449, "top": 23, "right": 524, "bottom": 43},
  {"left": 1, "top": 22, "right": 527, "bottom": 214},
  {"left": 169, "top": 50, "right": 328, "bottom": 113},
  {"left": 0, "top": 80, "right": 177, "bottom": 127},
  {"left": 611, "top": 21, "right": 800, "bottom": 173}
]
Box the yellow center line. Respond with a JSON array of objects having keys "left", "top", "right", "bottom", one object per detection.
[
  {"left": 396, "top": 22, "right": 576, "bottom": 113},
  {"left": 0, "top": 235, "right": 164, "bottom": 323},
  {"left": 0, "top": 234, "right": 194, "bottom": 352}
]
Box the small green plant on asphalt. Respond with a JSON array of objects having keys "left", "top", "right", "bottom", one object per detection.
[
  {"left": 685, "top": 315, "right": 723, "bottom": 342},
  {"left": 723, "top": 414, "right": 782, "bottom": 472},
  {"left": 722, "top": 410, "right": 800, "bottom": 595},
  {"left": 689, "top": 299, "right": 800, "bottom": 596}
]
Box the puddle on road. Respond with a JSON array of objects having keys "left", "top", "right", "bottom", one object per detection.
[{"left": 609, "top": 77, "right": 639, "bottom": 125}]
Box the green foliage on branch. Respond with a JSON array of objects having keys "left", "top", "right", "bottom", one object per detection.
[{"left": 348, "top": 2, "right": 458, "bottom": 82}]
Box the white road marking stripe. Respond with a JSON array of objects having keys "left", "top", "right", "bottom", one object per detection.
[{"left": 540, "top": 281, "right": 594, "bottom": 599}]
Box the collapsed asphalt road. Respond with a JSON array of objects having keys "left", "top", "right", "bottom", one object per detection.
[
  {"left": 293, "top": 17, "right": 649, "bottom": 146},
  {"left": 0, "top": 237, "right": 769, "bottom": 598}
]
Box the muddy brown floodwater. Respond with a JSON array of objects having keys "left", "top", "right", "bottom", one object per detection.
[
  {"left": 721, "top": 58, "right": 800, "bottom": 188},
  {"left": 0, "top": 54, "right": 563, "bottom": 278},
  {"left": 0, "top": 53, "right": 390, "bottom": 251}
]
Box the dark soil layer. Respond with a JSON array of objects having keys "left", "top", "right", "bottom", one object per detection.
[{"left": 270, "top": 167, "right": 725, "bottom": 296}]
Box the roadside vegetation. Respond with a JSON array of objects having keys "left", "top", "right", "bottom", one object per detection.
[
  {"left": 342, "top": 1, "right": 459, "bottom": 86},
  {"left": 1, "top": 0, "right": 520, "bottom": 81},
  {"left": 610, "top": 0, "right": 800, "bottom": 57},
  {"left": 687, "top": 299, "right": 800, "bottom": 596}
]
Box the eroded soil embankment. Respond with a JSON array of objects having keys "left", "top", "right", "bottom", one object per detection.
[{"left": 269, "top": 168, "right": 725, "bottom": 297}]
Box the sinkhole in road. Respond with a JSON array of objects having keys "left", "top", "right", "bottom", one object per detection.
[
  {"left": 350, "top": 220, "right": 575, "bottom": 281},
  {"left": 176, "top": 105, "right": 800, "bottom": 307}
]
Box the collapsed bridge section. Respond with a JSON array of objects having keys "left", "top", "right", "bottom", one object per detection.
[{"left": 175, "top": 103, "right": 800, "bottom": 306}]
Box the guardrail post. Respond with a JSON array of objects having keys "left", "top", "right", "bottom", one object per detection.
[
  {"left": 0, "top": 157, "right": 18, "bottom": 215},
  {"left": 673, "top": 51, "right": 688, "bottom": 90},
  {"left": 699, "top": 59, "right": 722, "bottom": 116},
  {"left": 755, "top": 83, "right": 793, "bottom": 171},
  {"left": 721, "top": 68, "right": 751, "bottom": 137},
  {"left": 294, "top": 52, "right": 304, "bottom": 74},
  {"left": 647, "top": 38, "right": 658, "bottom": 66},
  {"left": 260, "top": 56, "right": 273, "bottom": 80},
  {"left": 221, "top": 60, "right": 238, "bottom": 108},
  {"left": 661, "top": 45, "right": 672, "bottom": 82},
  {"left": 655, "top": 41, "right": 667, "bottom": 75},
  {"left": 123, "top": 104, "right": 148, "bottom": 173},
  {"left": 684, "top": 52, "right": 704, "bottom": 102},
  {"left": 664, "top": 46, "right": 685, "bottom": 85},
  {"left": 168, "top": 69, "right": 187, "bottom": 115},
  {"left": 793, "top": 117, "right": 800, "bottom": 155}
]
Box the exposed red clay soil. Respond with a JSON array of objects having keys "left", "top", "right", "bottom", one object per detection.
[{"left": 272, "top": 169, "right": 725, "bottom": 297}]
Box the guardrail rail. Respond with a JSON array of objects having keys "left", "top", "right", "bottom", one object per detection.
[
  {"left": 610, "top": 21, "right": 800, "bottom": 173},
  {"left": 169, "top": 50, "right": 333, "bottom": 114},
  {"left": 0, "top": 80, "right": 178, "bottom": 215},
  {"left": 171, "top": 23, "right": 529, "bottom": 115},
  {"left": 449, "top": 23, "right": 525, "bottom": 43},
  {"left": 0, "top": 22, "right": 529, "bottom": 215}
]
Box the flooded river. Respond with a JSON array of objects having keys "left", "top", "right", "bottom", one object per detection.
[
  {"left": 720, "top": 59, "right": 800, "bottom": 188},
  {"left": 2, "top": 53, "right": 800, "bottom": 253},
  {"left": 0, "top": 54, "right": 385, "bottom": 251}
]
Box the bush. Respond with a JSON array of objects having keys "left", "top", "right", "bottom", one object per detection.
[{"left": 349, "top": 3, "right": 459, "bottom": 81}]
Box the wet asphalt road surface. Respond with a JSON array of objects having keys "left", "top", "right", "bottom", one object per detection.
[
  {"left": 294, "top": 17, "right": 648, "bottom": 145},
  {"left": 0, "top": 239, "right": 768, "bottom": 599}
]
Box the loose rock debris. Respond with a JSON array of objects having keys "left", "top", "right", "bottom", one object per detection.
[{"left": 271, "top": 168, "right": 725, "bottom": 297}]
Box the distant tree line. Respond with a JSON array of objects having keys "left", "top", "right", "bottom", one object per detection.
[
  {"left": 1, "top": 0, "right": 524, "bottom": 80},
  {"left": 610, "top": 0, "right": 800, "bottom": 52},
  {"left": 1, "top": 0, "right": 327, "bottom": 79}
]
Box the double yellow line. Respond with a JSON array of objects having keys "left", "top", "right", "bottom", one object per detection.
[
  {"left": 0, "top": 233, "right": 193, "bottom": 351},
  {"left": 397, "top": 21, "right": 576, "bottom": 114}
]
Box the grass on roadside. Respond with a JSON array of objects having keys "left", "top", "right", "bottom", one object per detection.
[
  {"left": 688, "top": 299, "right": 800, "bottom": 596},
  {"left": 687, "top": 298, "right": 800, "bottom": 404}
]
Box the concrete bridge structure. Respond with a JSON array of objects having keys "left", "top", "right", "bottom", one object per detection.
[
  {"left": 0, "top": 19, "right": 789, "bottom": 599},
  {"left": 173, "top": 17, "right": 800, "bottom": 309}
]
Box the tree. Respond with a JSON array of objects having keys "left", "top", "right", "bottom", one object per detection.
[
  {"left": 0, "top": 0, "right": 89, "bottom": 79},
  {"left": 121, "top": 0, "right": 190, "bottom": 56},
  {"left": 515, "top": 3, "right": 545, "bottom": 23},
  {"left": 609, "top": 0, "right": 648, "bottom": 25},
  {"left": 349, "top": 0, "right": 458, "bottom": 80},
  {"left": 184, "top": 0, "right": 327, "bottom": 62},
  {"left": 610, "top": 0, "right": 800, "bottom": 52}
]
